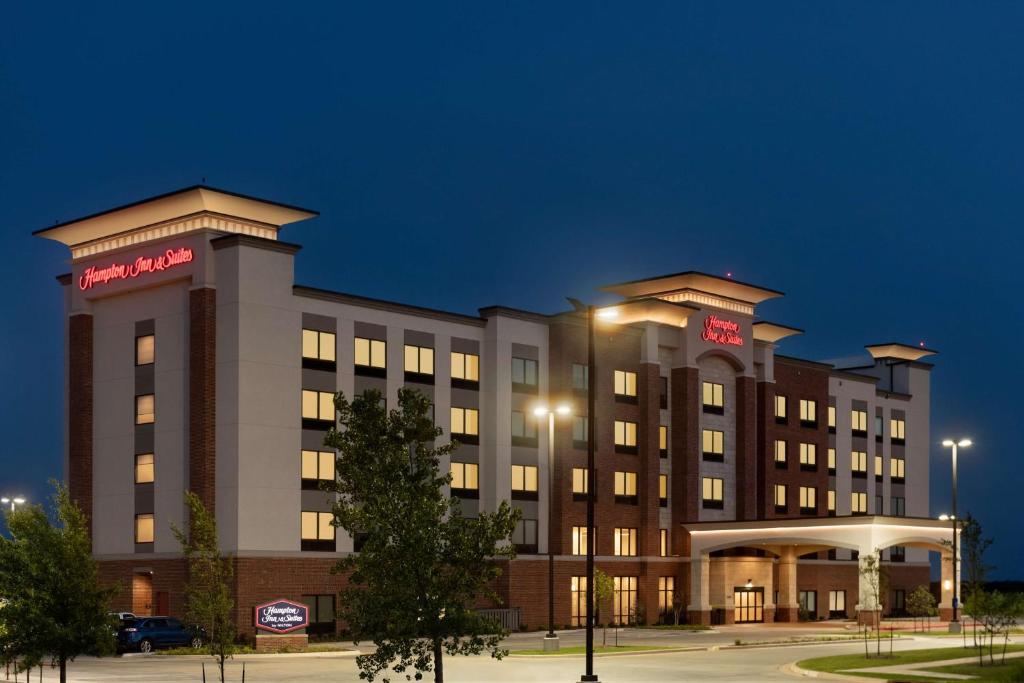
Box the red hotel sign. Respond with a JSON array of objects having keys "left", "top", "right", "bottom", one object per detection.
[
  {"left": 78, "top": 247, "right": 194, "bottom": 291},
  {"left": 702, "top": 314, "right": 743, "bottom": 346}
]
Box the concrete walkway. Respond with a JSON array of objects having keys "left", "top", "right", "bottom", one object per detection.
[{"left": 843, "top": 649, "right": 1024, "bottom": 680}]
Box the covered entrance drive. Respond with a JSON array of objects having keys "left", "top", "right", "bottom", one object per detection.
[{"left": 685, "top": 516, "right": 956, "bottom": 625}]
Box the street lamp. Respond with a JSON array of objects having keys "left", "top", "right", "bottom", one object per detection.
[
  {"left": 0, "top": 496, "right": 26, "bottom": 512},
  {"left": 941, "top": 438, "right": 971, "bottom": 632},
  {"left": 534, "top": 403, "right": 572, "bottom": 651}
]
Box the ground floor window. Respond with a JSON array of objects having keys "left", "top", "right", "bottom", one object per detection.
[
  {"left": 570, "top": 576, "right": 588, "bottom": 627},
  {"left": 612, "top": 576, "right": 638, "bottom": 625},
  {"left": 658, "top": 576, "right": 675, "bottom": 619},
  {"left": 301, "top": 594, "right": 336, "bottom": 635},
  {"left": 799, "top": 590, "right": 817, "bottom": 617},
  {"left": 891, "top": 589, "right": 906, "bottom": 616},
  {"left": 829, "top": 590, "right": 847, "bottom": 618}
]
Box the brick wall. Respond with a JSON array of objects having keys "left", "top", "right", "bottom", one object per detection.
[
  {"left": 189, "top": 288, "right": 216, "bottom": 515},
  {"left": 670, "top": 367, "right": 699, "bottom": 553},
  {"left": 68, "top": 313, "right": 94, "bottom": 536}
]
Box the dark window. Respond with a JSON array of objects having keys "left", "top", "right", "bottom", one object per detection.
[
  {"left": 302, "top": 594, "right": 336, "bottom": 635},
  {"left": 659, "top": 376, "right": 668, "bottom": 409},
  {"left": 511, "top": 357, "right": 538, "bottom": 394}
]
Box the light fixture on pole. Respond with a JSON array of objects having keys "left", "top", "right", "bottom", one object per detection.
[
  {"left": 941, "top": 438, "right": 971, "bottom": 633},
  {"left": 0, "top": 496, "right": 26, "bottom": 512},
  {"left": 534, "top": 403, "right": 572, "bottom": 652}
]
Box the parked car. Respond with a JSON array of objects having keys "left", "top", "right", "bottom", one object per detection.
[{"left": 116, "top": 616, "right": 204, "bottom": 653}]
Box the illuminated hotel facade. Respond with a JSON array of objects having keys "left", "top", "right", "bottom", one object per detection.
[{"left": 39, "top": 186, "right": 957, "bottom": 631}]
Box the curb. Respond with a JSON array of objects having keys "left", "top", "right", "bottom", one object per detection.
[
  {"left": 135, "top": 649, "right": 360, "bottom": 661},
  {"left": 781, "top": 661, "right": 872, "bottom": 681},
  {"left": 509, "top": 646, "right": 706, "bottom": 658}
]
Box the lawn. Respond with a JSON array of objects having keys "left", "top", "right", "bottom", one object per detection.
[
  {"left": 798, "top": 644, "right": 1024, "bottom": 679},
  {"left": 934, "top": 657, "right": 1024, "bottom": 681},
  {"left": 510, "top": 645, "right": 682, "bottom": 656}
]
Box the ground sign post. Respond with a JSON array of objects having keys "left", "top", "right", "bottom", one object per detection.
[{"left": 253, "top": 599, "right": 310, "bottom": 652}]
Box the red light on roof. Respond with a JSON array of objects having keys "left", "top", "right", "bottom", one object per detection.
[
  {"left": 726, "top": 272, "right": 733, "bottom": 278},
  {"left": 919, "top": 341, "right": 926, "bottom": 347}
]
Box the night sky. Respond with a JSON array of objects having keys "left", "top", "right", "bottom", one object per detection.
[{"left": 3, "top": 3, "right": 1021, "bottom": 576}]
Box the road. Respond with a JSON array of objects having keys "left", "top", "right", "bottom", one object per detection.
[{"left": 6, "top": 627, "right": 983, "bottom": 683}]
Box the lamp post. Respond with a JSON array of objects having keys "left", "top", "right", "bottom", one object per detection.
[
  {"left": 0, "top": 496, "right": 25, "bottom": 513},
  {"left": 568, "top": 298, "right": 599, "bottom": 683},
  {"left": 941, "top": 438, "right": 971, "bottom": 632},
  {"left": 535, "top": 403, "right": 571, "bottom": 651}
]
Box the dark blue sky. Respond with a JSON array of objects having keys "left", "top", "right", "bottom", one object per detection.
[{"left": 3, "top": 3, "right": 1021, "bottom": 575}]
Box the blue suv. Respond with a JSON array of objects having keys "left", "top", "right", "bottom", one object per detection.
[{"left": 117, "top": 617, "right": 204, "bottom": 653}]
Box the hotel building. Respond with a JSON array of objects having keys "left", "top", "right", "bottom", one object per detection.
[{"left": 38, "top": 186, "right": 957, "bottom": 632}]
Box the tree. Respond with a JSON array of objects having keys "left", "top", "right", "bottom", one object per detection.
[
  {"left": 958, "top": 514, "right": 993, "bottom": 650},
  {"left": 591, "top": 569, "right": 614, "bottom": 647},
  {"left": 324, "top": 388, "right": 520, "bottom": 683},
  {"left": 0, "top": 482, "right": 116, "bottom": 683},
  {"left": 858, "top": 549, "right": 889, "bottom": 658},
  {"left": 171, "top": 491, "right": 236, "bottom": 683},
  {"left": 906, "top": 585, "right": 937, "bottom": 633}
]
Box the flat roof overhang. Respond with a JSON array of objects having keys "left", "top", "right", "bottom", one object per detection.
[
  {"left": 601, "top": 271, "right": 783, "bottom": 305},
  {"left": 33, "top": 185, "right": 319, "bottom": 248}
]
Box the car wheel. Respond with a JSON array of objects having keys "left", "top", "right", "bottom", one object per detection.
[
  {"left": 190, "top": 636, "right": 203, "bottom": 649},
  {"left": 139, "top": 639, "right": 153, "bottom": 654}
]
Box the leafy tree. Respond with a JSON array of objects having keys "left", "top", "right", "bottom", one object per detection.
[
  {"left": 906, "top": 585, "right": 937, "bottom": 632},
  {"left": 171, "top": 491, "right": 236, "bottom": 683},
  {"left": 0, "top": 482, "right": 116, "bottom": 683},
  {"left": 958, "top": 514, "right": 993, "bottom": 649},
  {"left": 324, "top": 388, "right": 520, "bottom": 683},
  {"left": 858, "top": 550, "right": 889, "bottom": 657},
  {"left": 591, "top": 569, "right": 614, "bottom": 646}
]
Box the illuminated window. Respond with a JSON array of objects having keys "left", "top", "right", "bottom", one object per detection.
[
  {"left": 851, "top": 492, "right": 867, "bottom": 514},
  {"left": 613, "top": 528, "right": 638, "bottom": 557},
  {"left": 136, "top": 335, "right": 155, "bottom": 366},
  {"left": 134, "top": 453, "right": 154, "bottom": 484},
  {"left": 511, "top": 465, "right": 539, "bottom": 495},
  {"left": 774, "top": 395, "right": 787, "bottom": 420},
  {"left": 828, "top": 448, "right": 836, "bottom": 471},
  {"left": 573, "top": 416, "right": 588, "bottom": 445},
  {"left": 799, "top": 486, "right": 816, "bottom": 511},
  {"left": 571, "top": 468, "right": 588, "bottom": 496},
  {"left": 404, "top": 344, "right": 434, "bottom": 375},
  {"left": 774, "top": 440, "right": 787, "bottom": 464},
  {"left": 451, "top": 351, "right": 480, "bottom": 382},
  {"left": 302, "top": 329, "right": 336, "bottom": 362},
  {"left": 572, "top": 526, "right": 589, "bottom": 555},
  {"left": 614, "top": 421, "right": 637, "bottom": 451},
  {"left": 613, "top": 576, "right": 638, "bottom": 624},
  {"left": 799, "top": 443, "right": 817, "bottom": 467},
  {"left": 134, "top": 514, "right": 154, "bottom": 544},
  {"left": 354, "top": 337, "right": 386, "bottom": 369},
  {"left": 571, "top": 577, "right": 588, "bottom": 626},
  {"left": 702, "top": 430, "right": 724, "bottom": 460},
  {"left": 614, "top": 471, "right": 637, "bottom": 502},
  {"left": 450, "top": 407, "right": 479, "bottom": 436},
  {"left": 851, "top": 450, "right": 868, "bottom": 474},
  {"left": 135, "top": 394, "right": 155, "bottom": 425},
  {"left": 658, "top": 576, "right": 675, "bottom": 615},
  {"left": 614, "top": 370, "right": 637, "bottom": 398},
  {"left": 851, "top": 409, "right": 868, "bottom": 434},
  {"left": 890, "top": 418, "right": 906, "bottom": 442},
  {"left": 301, "top": 450, "right": 334, "bottom": 488},
  {"left": 511, "top": 411, "right": 537, "bottom": 442},
  {"left": 301, "top": 390, "right": 335, "bottom": 422},
  {"left": 659, "top": 426, "right": 668, "bottom": 457},
  {"left": 828, "top": 405, "right": 836, "bottom": 430},
  {"left": 658, "top": 474, "right": 668, "bottom": 507},
  {"left": 702, "top": 477, "right": 724, "bottom": 508},
  {"left": 449, "top": 462, "right": 479, "bottom": 492},
  {"left": 828, "top": 489, "right": 836, "bottom": 513},
  {"left": 572, "top": 364, "right": 589, "bottom": 391},
  {"left": 800, "top": 399, "right": 817, "bottom": 425},
  {"left": 874, "top": 455, "right": 883, "bottom": 477},
  {"left": 660, "top": 529, "right": 669, "bottom": 557},
  {"left": 702, "top": 382, "right": 724, "bottom": 411},
  {"left": 774, "top": 484, "right": 787, "bottom": 510},
  {"left": 511, "top": 357, "right": 538, "bottom": 389},
  {"left": 301, "top": 511, "right": 335, "bottom": 543},
  {"left": 891, "top": 458, "right": 905, "bottom": 480}
]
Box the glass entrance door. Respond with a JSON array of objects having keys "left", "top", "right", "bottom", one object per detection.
[{"left": 733, "top": 588, "right": 764, "bottom": 623}]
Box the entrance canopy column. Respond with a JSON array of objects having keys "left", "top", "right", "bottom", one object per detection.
[
  {"left": 776, "top": 546, "right": 799, "bottom": 622},
  {"left": 855, "top": 550, "right": 882, "bottom": 627},
  {"left": 938, "top": 549, "right": 957, "bottom": 621},
  {"left": 687, "top": 554, "right": 711, "bottom": 625}
]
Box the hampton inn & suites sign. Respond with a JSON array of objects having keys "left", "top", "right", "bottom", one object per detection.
[
  {"left": 78, "top": 247, "right": 194, "bottom": 291},
  {"left": 701, "top": 314, "right": 744, "bottom": 347}
]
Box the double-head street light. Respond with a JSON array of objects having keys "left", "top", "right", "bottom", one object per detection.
[
  {"left": 534, "top": 403, "right": 572, "bottom": 650},
  {"left": 941, "top": 438, "right": 971, "bottom": 630},
  {"left": 0, "top": 496, "right": 26, "bottom": 512}
]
